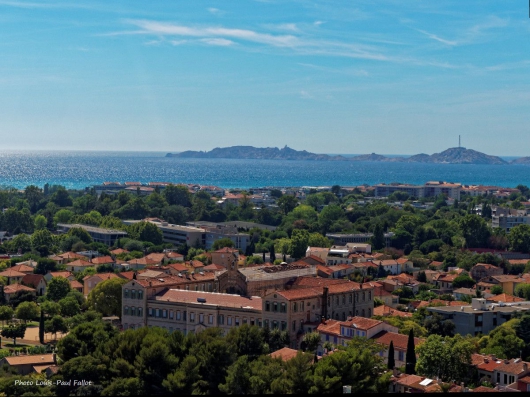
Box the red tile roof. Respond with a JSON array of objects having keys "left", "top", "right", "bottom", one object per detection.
[
  {"left": 276, "top": 288, "right": 322, "bottom": 300},
  {"left": 269, "top": 347, "right": 300, "bottom": 362},
  {"left": 489, "top": 293, "right": 524, "bottom": 303},
  {"left": 146, "top": 253, "right": 166, "bottom": 263},
  {"left": 155, "top": 289, "right": 262, "bottom": 310},
  {"left": 373, "top": 331, "right": 423, "bottom": 350},
  {"left": 91, "top": 256, "right": 115, "bottom": 265},
  {"left": 110, "top": 248, "right": 129, "bottom": 255},
  {"left": 0, "top": 269, "right": 26, "bottom": 278},
  {"left": 118, "top": 271, "right": 136, "bottom": 280},
  {"left": 4, "top": 354, "right": 55, "bottom": 366},
  {"left": 66, "top": 259, "right": 94, "bottom": 268},
  {"left": 59, "top": 252, "right": 86, "bottom": 260},
  {"left": 374, "top": 305, "right": 412, "bottom": 317},
  {"left": 49, "top": 271, "right": 73, "bottom": 279},
  {"left": 21, "top": 274, "right": 45, "bottom": 288},
  {"left": 4, "top": 284, "right": 35, "bottom": 294},
  {"left": 10, "top": 264, "right": 34, "bottom": 273},
  {"left": 70, "top": 280, "right": 83, "bottom": 289}
]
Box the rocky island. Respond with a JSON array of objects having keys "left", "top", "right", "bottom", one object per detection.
[{"left": 166, "top": 145, "right": 508, "bottom": 165}]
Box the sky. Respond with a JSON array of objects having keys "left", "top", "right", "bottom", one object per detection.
[{"left": 1, "top": 0, "right": 529, "bottom": 155}]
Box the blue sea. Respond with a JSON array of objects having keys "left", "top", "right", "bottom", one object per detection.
[{"left": 0, "top": 150, "right": 529, "bottom": 190}]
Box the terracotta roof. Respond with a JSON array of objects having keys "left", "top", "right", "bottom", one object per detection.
[
  {"left": 373, "top": 331, "right": 423, "bottom": 350},
  {"left": 128, "top": 257, "right": 159, "bottom": 266},
  {"left": 33, "top": 364, "right": 52, "bottom": 373},
  {"left": 476, "top": 358, "right": 504, "bottom": 373},
  {"left": 471, "top": 386, "right": 499, "bottom": 392},
  {"left": 70, "top": 280, "right": 83, "bottom": 289},
  {"left": 292, "top": 277, "right": 349, "bottom": 288},
  {"left": 495, "top": 359, "right": 530, "bottom": 375},
  {"left": 489, "top": 293, "right": 524, "bottom": 303},
  {"left": 118, "top": 271, "right": 136, "bottom": 280},
  {"left": 508, "top": 259, "right": 530, "bottom": 265},
  {"left": 94, "top": 273, "right": 120, "bottom": 281},
  {"left": 155, "top": 289, "right": 262, "bottom": 310},
  {"left": 132, "top": 272, "right": 216, "bottom": 287},
  {"left": 49, "top": 271, "right": 73, "bottom": 279},
  {"left": 4, "top": 284, "right": 35, "bottom": 294},
  {"left": 168, "top": 263, "right": 188, "bottom": 272},
  {"left": 202, "top": 264, "right": 224, "bottom": 271},
  {"left": 491, "top": 275, "right": 520, "bottom": 282},
  {"left": 473, "top": 263, "right": 501, "bottom": 269},
  {"left": 110, "top": 248, "right": 129, "bottom": 255},
  {"left": 269, "top": 347, "right": 300, "bottom": 362},
  {"left": 214, "top": 247, "right": 239, "bottom": 253},
  {"left": 146, "top": 253, "right": 166, "bottom": 263},
  {"left": 166, "top": 252, "right": 184, "bottom": 258},
  {"left": 396, "top": 374, "right": 424, "bottom": 387},
  {"left": 396, "top": 258, "right": 410, "bottom": 265},
  {"left": 301, "top": 255, "right": 326, "bottom": 265},
  {"left": 276, "top": 288, "right": 322, "bottom": 300},
  {"left": 429, "top": 261, "right": 444, "bottom": 267},
  {"left": 137, "top": 270, "right": 166, "bottom": 279},
  {"left": 340, "top": 316, "right": 383, "bottom": 330},
  {"left": 317, "top": 319, "right": 341, "bottom": 336},
  {"left": 518, "top": 375, "right": 530, "bottom": 384},
  {"left": 374, "top": 305, "right": 412, "bottom": 317},
  {"left": 434, "top": 273, "right": 459, "bottom": 282},
  {"left": 317, "top": 265, "right": 333, "bottom": 275},
  {"left": 10, "top": 264, "right": 34, "bottom": 273},
  {"left": 66, "top": 259, "right": 94, "bottom": 268},
  {"left": 190, "top": 260, "right": 205, "bottom": 268},
  {"left": 0, "top": 269, "right": 26, "bottom": 278},
  {"left": 4, "top": 354, "right": 55, "bottom": 366},
  {"left": 21, "top": 274, "right": 45, "bottom": 288},
  {"left": 91, "top": 256, "right": 115, "bottom": 265},
  {"left": 59, "top": 252, "right": 85, "bottom": 259}
]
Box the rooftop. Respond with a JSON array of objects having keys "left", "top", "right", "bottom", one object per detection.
[
  {"left": 154, "top": 289, "right": 262, "bottom": 310},
  {"left": 239, "top": 263, "right": 316, "bottom": 281}
]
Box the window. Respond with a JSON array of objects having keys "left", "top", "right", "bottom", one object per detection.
[
  {"left": 155, "top": 309, "right": 160, "bottom": 318},
  {"left": 162, "top": 309, "right": 167, "bottom": 318},
  {"left": 281, "top": 303, "right": 286, "bottom": 313},
  {"left": 138, "top": 307, "right": 143, "bottom": 317},
  {"left": 265, "top": 301, "right": 270, "bottom": 311},
  {"left": 148, "top": 308, "right": 153, "bottom": 317},
  {"left": 398, "top": 351, "right": 404, "bottom": 361},
  {"left": 504, "top": 374, "right": 507, "bottom": 385},
  {"left": 169, "top": 310, "right": 173, "bottom": 319},
  {"left": 183, "top": 311, "right": 186, "bottom": 321},
  {"left": 190, "top": 312, "right": 195, "bottom": 322},
  {"left": 349, "top": 294, "right": 353, "bottom": 303},
  {"left": 362, "top": 292, "right": 365, "bottom": 301},
  {"left": 227, "top": 316, "right": 233, "bottom": 325},
  {"left": 273, "top": 302, "right": 278, "bottom": 312},
  {"left": 124, "top": 289, "right": 129, "bottom": 298},
  {"left": 292, "top": 320, "right": 296, "bottom": 331},
  {"left": 281, "top": 321, "right": 286, "bottom": 331},
  {"left": 235, "top": 317, "right": 240, "bottom": 326},
  {"left": 368, "top": 291, "right": 371, "bottom": 300},
  {"left": 293, "top": 302, "right": 297, "bottom": 312},
  {"left": 138, "top": 290, "right": 143, "bottom": 299},
  {"left": 243, "top": 317, "right": 247, "bottom": 324},
  {"left": 199, "top": 314, "right": 204, "bottom": 323},
  {"left": 326, "top": 334, "right": 329, "bottom": 341},
  {"left": 258, "top": 319, "right": 262, "bottom": 327},
  {"left": 176, "top": 311, "right": 181, "bottom": 320},
  {"left": 218, "top": 314, "right": 224, "bottom": 325},
  {"left": 264, "top": 319, "right": 269, "bottom": 328},
  {"left": 124, "top": 306, "right": 129, "bottom": 315},
  {"left": 301, "top": 301, "right": 304, "bottom": 311},
  {"left": 342, "top": 295, "right": 345, "bottom": 304},
  {"left": 131, "top": 289, "right": 137, "bottom": 299},
  {"left": 273, "top": 320, "right": 278, "bottom": 329},
  {"left": 209, "top": 314, "right": 213, "bottom": 324},
  {"left": 131, "top": 307, "right": 136, "bottom": 316}
]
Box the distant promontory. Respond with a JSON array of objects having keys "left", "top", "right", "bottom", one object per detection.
[{"left": 166, "top": 145, "right": 508, "bottom": 165}]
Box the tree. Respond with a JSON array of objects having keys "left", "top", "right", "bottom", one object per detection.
[
  {"left": 45, "top": 315, "right": 68, "bottom": 340},
  {"left": 405, "top": 329, "right": 416, "bottom": 374},
  {"left": 54, "top": 209, "right": 74, "bottom": 224},
  {"left": 35, "top": 258, "right": 58, "bottom": 275},
  {"left": 67, "top": 227, "right": 93, "bottom": 244},
  {"left": 515, "top": 283, "right": 530, "bottom": 300},
  {"left": 302, "top": 331, "right": 321, "bottom": 359},
  {"left": 30, "top": 229, "right": 54, "bottom": 255},
  {"left": 508, "top": 224, "right": 530, "bottom": 253},
  {"left": 163, "top": 184, "right": 192, "bottom": 207},
  {"left": 388, "top": 340, "right": 395, "bottom": 370},
  {"left": 46, "top": 277, "right": 71, "bottom": 301},
  {"left": 371, "top": 223, "right": 385, "bottom": 250},
  {"left": 218, "top": 355, "right": 252, "bottom": 395},
  {"left": 212, "top": 238, "right": 234, "bottom": 251},
  {"left": 458, "top": 214, "right": 491, "bottom": 248},
  {"left": 490, "top": 285, "right": 503, "bottom": 295},
  {"left": 25, "top": 185, "right": 44, "bottom": 213},
  {"left": 278, "top": 195, "right": 298, "bottom": 215},
  {"left": 290, "top": 229, "right": 310, "bottom": 259},
  {"left": 86, "top": 278, "right": 128, "bottom": 318},
  {"left": 39, "top": 309, "right": 45, "bottom": 344},
  {"left": 34, "top": 214, "right": 48, "bottom": 230},
  {"left": 127, "top": 221, "right": 164, "bottom": 245},
  {"left": 1, "top": 323, "right": 26, "bottom": 346},
  {"left": 15, "top": 301, "right": 39, "bottom": 323},
  {"left": 0, "top": 305, "right": 13, "bottom": 326},
  {"left": 452, "top": 274, "right": 476, "bottom": 289},
  {"left": 59, "top": 297, "right": 81, "bottom": 317},
  {"left": 51, "top": 187, "right": 72, "bottom": 207}
]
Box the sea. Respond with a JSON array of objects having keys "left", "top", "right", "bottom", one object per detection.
[{"left": 0, "top": 150, "right": 528, "bottom": 191}]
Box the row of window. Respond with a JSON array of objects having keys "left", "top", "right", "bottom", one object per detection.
[
  {"left": 145, "top": 308, "right": 263, "bottom": 327},
  {"left": 327, "top": 292, "right": 371, "bottom": 307},
  {"left": 124, "top": 306, "right": 143, "bottom": 317},
  {"left": 123, "top": 289, "right": 144, "bottom": 300}
]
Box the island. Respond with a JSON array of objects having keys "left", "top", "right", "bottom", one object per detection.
[{"left": 166, "top": 145, "right": 508, "bottom": 165}]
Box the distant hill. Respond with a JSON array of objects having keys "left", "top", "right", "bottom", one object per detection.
[
  {"left": 166, "top": 145, "right": 508, "bottom": 165},
  {"left": 166, "top": 146, "right": 347, "bottom": 161},
  {"left": 510, "top": 157, "right": 530, "bottom": 165}
]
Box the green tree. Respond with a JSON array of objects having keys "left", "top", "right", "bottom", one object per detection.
[
  {"left": 35, "top": 258, "right": 58, "bottom": 275},
  {"left": 508, "top": 224, "right": 530, "bottom": 253},
  {"left": 290, "top": 229, "right": 310, "bottom": 259},
  {"left": 490, "top": 285, "right": 503, "bottom": 295},
  {"left": 212, "top": 238, "right": 235, "bottom": 251},
  {"left": 31, "top": 229, "right": 54, "bottom": 255},
  {"left": 163, "top": 184, "right": 192, "bottom": 207},
  {"left": 67, "top": 226, "right": 93, "bottom": 244},
  {"left": 458, "top": 214, "right": 491, "bottom": 248},
  {"left": 371, "top": 223, "right": 385, "bottom": 250},
  {"left": 44, "top": 315, "right": 68, "bottom": 340},
  {"left": 452, "top": 274, "right": 476, "bottom": 289},
  {"left": 307, "top": 232, "right": 332, "bottom": 248},
  {"left": 24, "top": 185, "right": 44, "bottom": 213},
  {"left": 302, "top": 331, "right": 321, "bottom": 359},
  {"left": 46, "top": 277, "right": 71, "bottom": 302},
  {"left": 34, "top": 214, "right": 48, "bottom": 230},
  {"left": 127, "top": 221, "right": 164, "bottom": 245},
  {"left": 59, "top": 297, "right": 81, "bottom": 317},
  {"left": 1, "top": 323, "right": 26, "bottom": 346},
  {"left": 54, "top": 209, "right": 74, "bottom": 224},
  {"left": 515, "top": 283, "right": 530, "bottom": 300},
  {"left": 283, "top": 350, "right": 314, "bottom": 394},
  {"left": 39, "top": 309, "right": 45, "bottom": 344},
  {"left": 405, "top": 329, "right": 416, "bottom": 374},
  {"left": 51, "top": 187, "right": 72, "bottom": 207},
  {"left": 278, "top": 194, "right": 298, "bottom": 215},
  {"left": 15, "top": 301, "right": 39, "bottom": 323},
  {"left": 86, "top": 278, "right": 128, "bottom": 318},
  {"left": 387, "top": 340, "right": 395, "bottom": 370},
  {"left": 219, "top": 355, "right": 252, "bottom": 395},
  {"left": 0, "top": 305, "right": 14, "bottom": 326}
]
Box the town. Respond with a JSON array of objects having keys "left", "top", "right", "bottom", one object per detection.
[{"left": 1, "top": 180, "right": 530, "bottom": 394}]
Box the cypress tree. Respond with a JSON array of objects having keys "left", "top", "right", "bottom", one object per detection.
[
  {"left": 270, "top": 244, "right": 276, "bottom": 263},
  {"left": 39, "top": 310, "right": 45, "bottom": 345},
  {"left": 405, "top": 328, "right": 416, "bottom": 374},
  {"left": 387, "top": 340, "right": 395, "bottom": 370}
]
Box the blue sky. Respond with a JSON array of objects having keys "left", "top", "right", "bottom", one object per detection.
[{"left": 1, "top": 0, "right": 529, "bottom": 155}]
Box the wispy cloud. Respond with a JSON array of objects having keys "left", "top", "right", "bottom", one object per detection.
[
  {"left": 299, "top": 90, "right": 314, "bottom": 99},
  {"left": 416, "top": 29, "right": 457, "bottom": 46},
  {"left": 314, "top": 21, "right": 324, "bottom": 26},
  {"left": 200, "top": 38, "right": 234, "bottom": 46}
]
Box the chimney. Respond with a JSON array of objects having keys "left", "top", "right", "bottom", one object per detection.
[{"left": 322, "top": 287, "right": 329, "bottom": 319}]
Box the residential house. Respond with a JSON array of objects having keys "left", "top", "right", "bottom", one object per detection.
[
  {"left": 21, "top": 274, "right": 47, "bottom": 296},
  {"left": 386, "top": 273, "right": 421, "bottom": 293},
  {"left": 305, "top": 247, "right": 330, "bottom": 262},
  {"left": 316, "top": 317, "right": 398, "bottom": 354},
  {"left": 70, "top": 280, "right": 83, "bottom": 293},
  {"left": 65, "top": 259, "right": 95, "bottom": 273},
  {"left": 91, "top": 255, "right": 115, "bottom": 267},
  {"left": 373, "top": 304, "right": 412, "bottom": 318},
  {"left": 373, "top": 331, "right": 423, "bottom": 368},
  {"left": 83, "top": 273, "right": 121, "bottom": 296},
  {"left": 478, "top": 275, "right": 522, "bottom": 295},
  {"left": 372, "top": 259, "right": 401, "bottom": 275},
  {"left": 487, "top": 293, "right": 524, "bottom": 304},
  {"left": 44, "top": 271, "right": 75, "bottom": 282},
  {"left": 269, "top": 347, "right": 300, "bottom": 362},
  {"left": 0, "top": 354, "right": 56, "bottom": 375},
  {"left": 4, "top": 284, "right": 36, "bottom": 303},
  {"left": 470, "top": 263, "right": 504, "bottom": 282},
  {"left": 0, "top": 268, "right": 26, "bottom": 284},
  {"left": 10, "top": 264, "right": 35, "bottom": 275},
  {"left": 316, "top": 264, "right": 355, "bottom": 279},
  {"left": 493, "top": 358, "right": 530, "bottom": 387},
  {"left": 433, "top": 273, "right": 459, "bottom": 290}
]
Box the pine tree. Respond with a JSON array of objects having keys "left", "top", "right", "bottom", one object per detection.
[
  {"left": 387, "top": 340, "right": 395, "bottom": 370},
  {"left": 39, "top": 310, "right": 45, "bottom": 344},
  {"left": 405, "top": 329, "right": 416, "bottom": 374}
]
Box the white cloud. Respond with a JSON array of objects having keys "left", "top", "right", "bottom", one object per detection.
[
  {"left": 275, "top": 23, "right": 298, "bottom": 32},
  {"left": 200, "top": 38, "right": 234, "bottom": 46},
  {"left": 300, "top": 90, "right": 313, "bottom": 99},
  {"left": 416, "top": 29, "right": 457, "bottom": 46},
  {"left": 314, "top": 21, "right": 324, "bottom": 26}
]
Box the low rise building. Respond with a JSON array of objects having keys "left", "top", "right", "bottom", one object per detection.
[
  {"left": 56, "top": 224, "right": 127, "bottom": 246},
  {"left": 470, "top": 263, "right": 503, "bottom": 281}
]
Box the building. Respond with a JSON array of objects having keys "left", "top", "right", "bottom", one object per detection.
[
  {"left": 374, "top": 181, "right": 462, "bottom": 200},
  {"left": 123, "top": 220, "right": 205, "bottom": 247},
  {"left": 427, "top": 298, "right": 530, "bottom": 336},
  {"left": 83, "top": 273, "right": 121, "bottom": 296},
  {"left": 0, "top": 354, "right": 56, "bottom": 375},
  {"left": 56, "top": 223, "right": 127, "bottom": 246},
  {"left": 470, "top": 263, "right": 504, "bottom": 281},
  {"left": 326, "top": 232, "right": 394, "bottom": 248},
  {"left": 21, "top": 274, "right": 47, "bottom": 296},
  {"left": 373, "top": 331, "right": 423, "bottom": 368},
  {"left": 123, "top": 288, "right": 262, "bottom": 335},
  {"left": 492, "top": 214, "right": 530, "bottom": 233}
]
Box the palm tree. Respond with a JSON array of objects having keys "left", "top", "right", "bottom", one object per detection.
[{"left": 302, "top": 332, "right": 322, "bottom": 360}]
